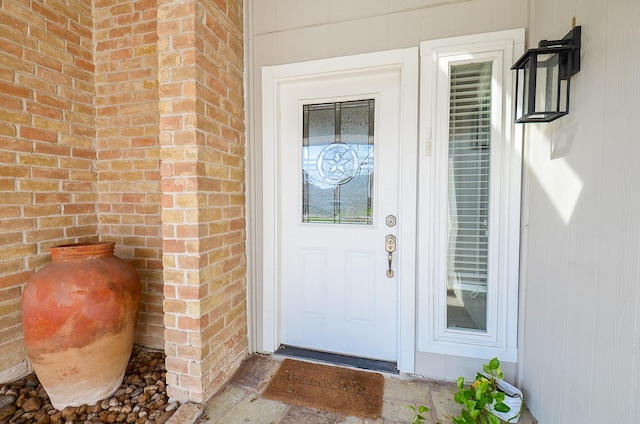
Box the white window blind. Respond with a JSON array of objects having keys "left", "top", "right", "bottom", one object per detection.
[{"left": 446, "top": 62, "right": 492, "bottom": 331}]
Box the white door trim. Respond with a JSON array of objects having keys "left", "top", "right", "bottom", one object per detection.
[{"left": 261, "top": 48, "right": 418, "bottom": 373}]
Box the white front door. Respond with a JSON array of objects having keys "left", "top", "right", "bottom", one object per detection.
[
  {"left": 279, "top": 70, "right": 400, "bottom": 361},
  {"left": 262, "top": 49, "right": 418, "bottom": 365}
]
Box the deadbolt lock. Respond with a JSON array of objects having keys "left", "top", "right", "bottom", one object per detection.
[{"left": 385, "top": 215, "right": 397, "bottom": 227}]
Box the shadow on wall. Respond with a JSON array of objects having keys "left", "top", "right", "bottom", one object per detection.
[{"left": 525, "top": 121, "right": 584, "bottom": 225}]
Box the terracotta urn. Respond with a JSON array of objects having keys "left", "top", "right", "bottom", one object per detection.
[{"left": 21, "top": 241, "right": 140, "bottom": 410}]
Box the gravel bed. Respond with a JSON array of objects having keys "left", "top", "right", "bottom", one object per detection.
[{"left": 0, "top": 346, "right": 178, "bottom": 424}]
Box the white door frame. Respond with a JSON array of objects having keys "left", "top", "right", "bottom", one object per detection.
[{"left": 261, "top": 48, "right": 418, "bottom": 373}]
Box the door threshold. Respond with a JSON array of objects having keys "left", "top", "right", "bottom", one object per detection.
[{"left": 275, "top": 345, "right": 399, "bottom": 374}]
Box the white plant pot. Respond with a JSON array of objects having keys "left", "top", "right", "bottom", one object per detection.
[{"left": 486, "top": 376, "right": 524, "bottom": 423}]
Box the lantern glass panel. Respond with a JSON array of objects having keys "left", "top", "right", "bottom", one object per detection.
[
  {"left": 535, "top": 52, "right": 560, "bottom": 114},
  {"left": 521, "top": 61, "right": 530, "bottom": 117}
]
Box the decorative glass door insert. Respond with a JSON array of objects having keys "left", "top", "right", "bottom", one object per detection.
[{"left": 302, "top": 99, "right": 374, "bottom": 224}]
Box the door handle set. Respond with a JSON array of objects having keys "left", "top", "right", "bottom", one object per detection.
[{"left": 385, "top": 234, "right": 396, "bottom": 278}]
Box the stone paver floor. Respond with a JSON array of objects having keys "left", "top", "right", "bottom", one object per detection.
[{"left": 197, "top": 354, "right": 538, "bottom": 424}]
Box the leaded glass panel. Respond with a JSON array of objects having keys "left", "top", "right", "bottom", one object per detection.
[{"left": 302, "top": 100, "right": 374, "bottom": 224}]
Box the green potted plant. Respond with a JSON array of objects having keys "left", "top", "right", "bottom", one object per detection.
[
  {"left": 408, "top": 405, "right": 431, "bottom": 424},
  {"left": 452, "top": 357, "right": 523, "bottom": 424}
]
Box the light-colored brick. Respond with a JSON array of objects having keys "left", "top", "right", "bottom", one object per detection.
[{"left": 1, "top": 0, "right": 246, "bottom": 405}]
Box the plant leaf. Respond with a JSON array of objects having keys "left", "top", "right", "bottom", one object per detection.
[
  {"left": 462, "top": 399, "right": 473, "bottom": 411},
  {"left": 457, "top": 376, "right": 465, "bottom": 389},
  {"left": 489, "top": 357, "right": 500, "bottom": 370},
  {"left": 461, "top": 409, "right": 473, "bottom": 421},
  {"left": 419, "top": 405, "right": 429, "bottom": 413},
  {"left": 494, "top": 402, "right": 511, "bottom": 413},
  {"left": 488, "top": 414, "right": 500, "bottom": 424},
  {"left": 479, "top": 379, "right": 490, "bottom": 396}
]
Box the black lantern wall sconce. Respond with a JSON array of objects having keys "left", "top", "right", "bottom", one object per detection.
[{"left": 511, "top": 26, "right": 582, "bottom": 123}]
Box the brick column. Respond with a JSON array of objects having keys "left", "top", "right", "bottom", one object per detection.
[{"left": 158, "top": 0, "right": 247, "bottom": 403}]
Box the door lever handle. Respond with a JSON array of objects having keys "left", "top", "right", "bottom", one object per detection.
[
  {"left": 385, "top": 234, "right": 396, "bottom": 278},
  {"left": 387, "top": 252, "right": 394, "bottom": 278}
]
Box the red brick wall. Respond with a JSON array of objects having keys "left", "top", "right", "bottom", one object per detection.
[
  {"left": 0, "top": 0, "right": 96, "bottom": 381},
  {"left": 158, "top": 0, "right": 247, "bottom": 403},
  {"left": 94, "top": 0, "right": 164, "bottom": 350}
]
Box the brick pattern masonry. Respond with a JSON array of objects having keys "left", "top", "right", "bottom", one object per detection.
[{"left": 0, "top": 0, "right": 247, "bottom": 405}]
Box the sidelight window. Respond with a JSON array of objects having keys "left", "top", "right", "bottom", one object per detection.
[{"left": 418, "top": 30, "right": 524, "bottom": 361}]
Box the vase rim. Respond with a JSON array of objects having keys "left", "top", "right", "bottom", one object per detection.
[
  {"left": 53, "top": 241, "right": 115, "bottom": 249},
  {"left": 50, "top": 241, "right": 115, "bottom": 261}
]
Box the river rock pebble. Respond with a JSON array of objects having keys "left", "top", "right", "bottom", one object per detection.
[{"left": 0, "top": 346, "right": 177, "bottom": 424}]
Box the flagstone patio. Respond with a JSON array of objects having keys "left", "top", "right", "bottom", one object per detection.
[{"left": 192, "top": 355, "right": 538, "bottom": 424}]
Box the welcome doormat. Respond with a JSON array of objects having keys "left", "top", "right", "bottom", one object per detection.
[{"left": 262, "top": 359, "right": 384, "bottom": 419}]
